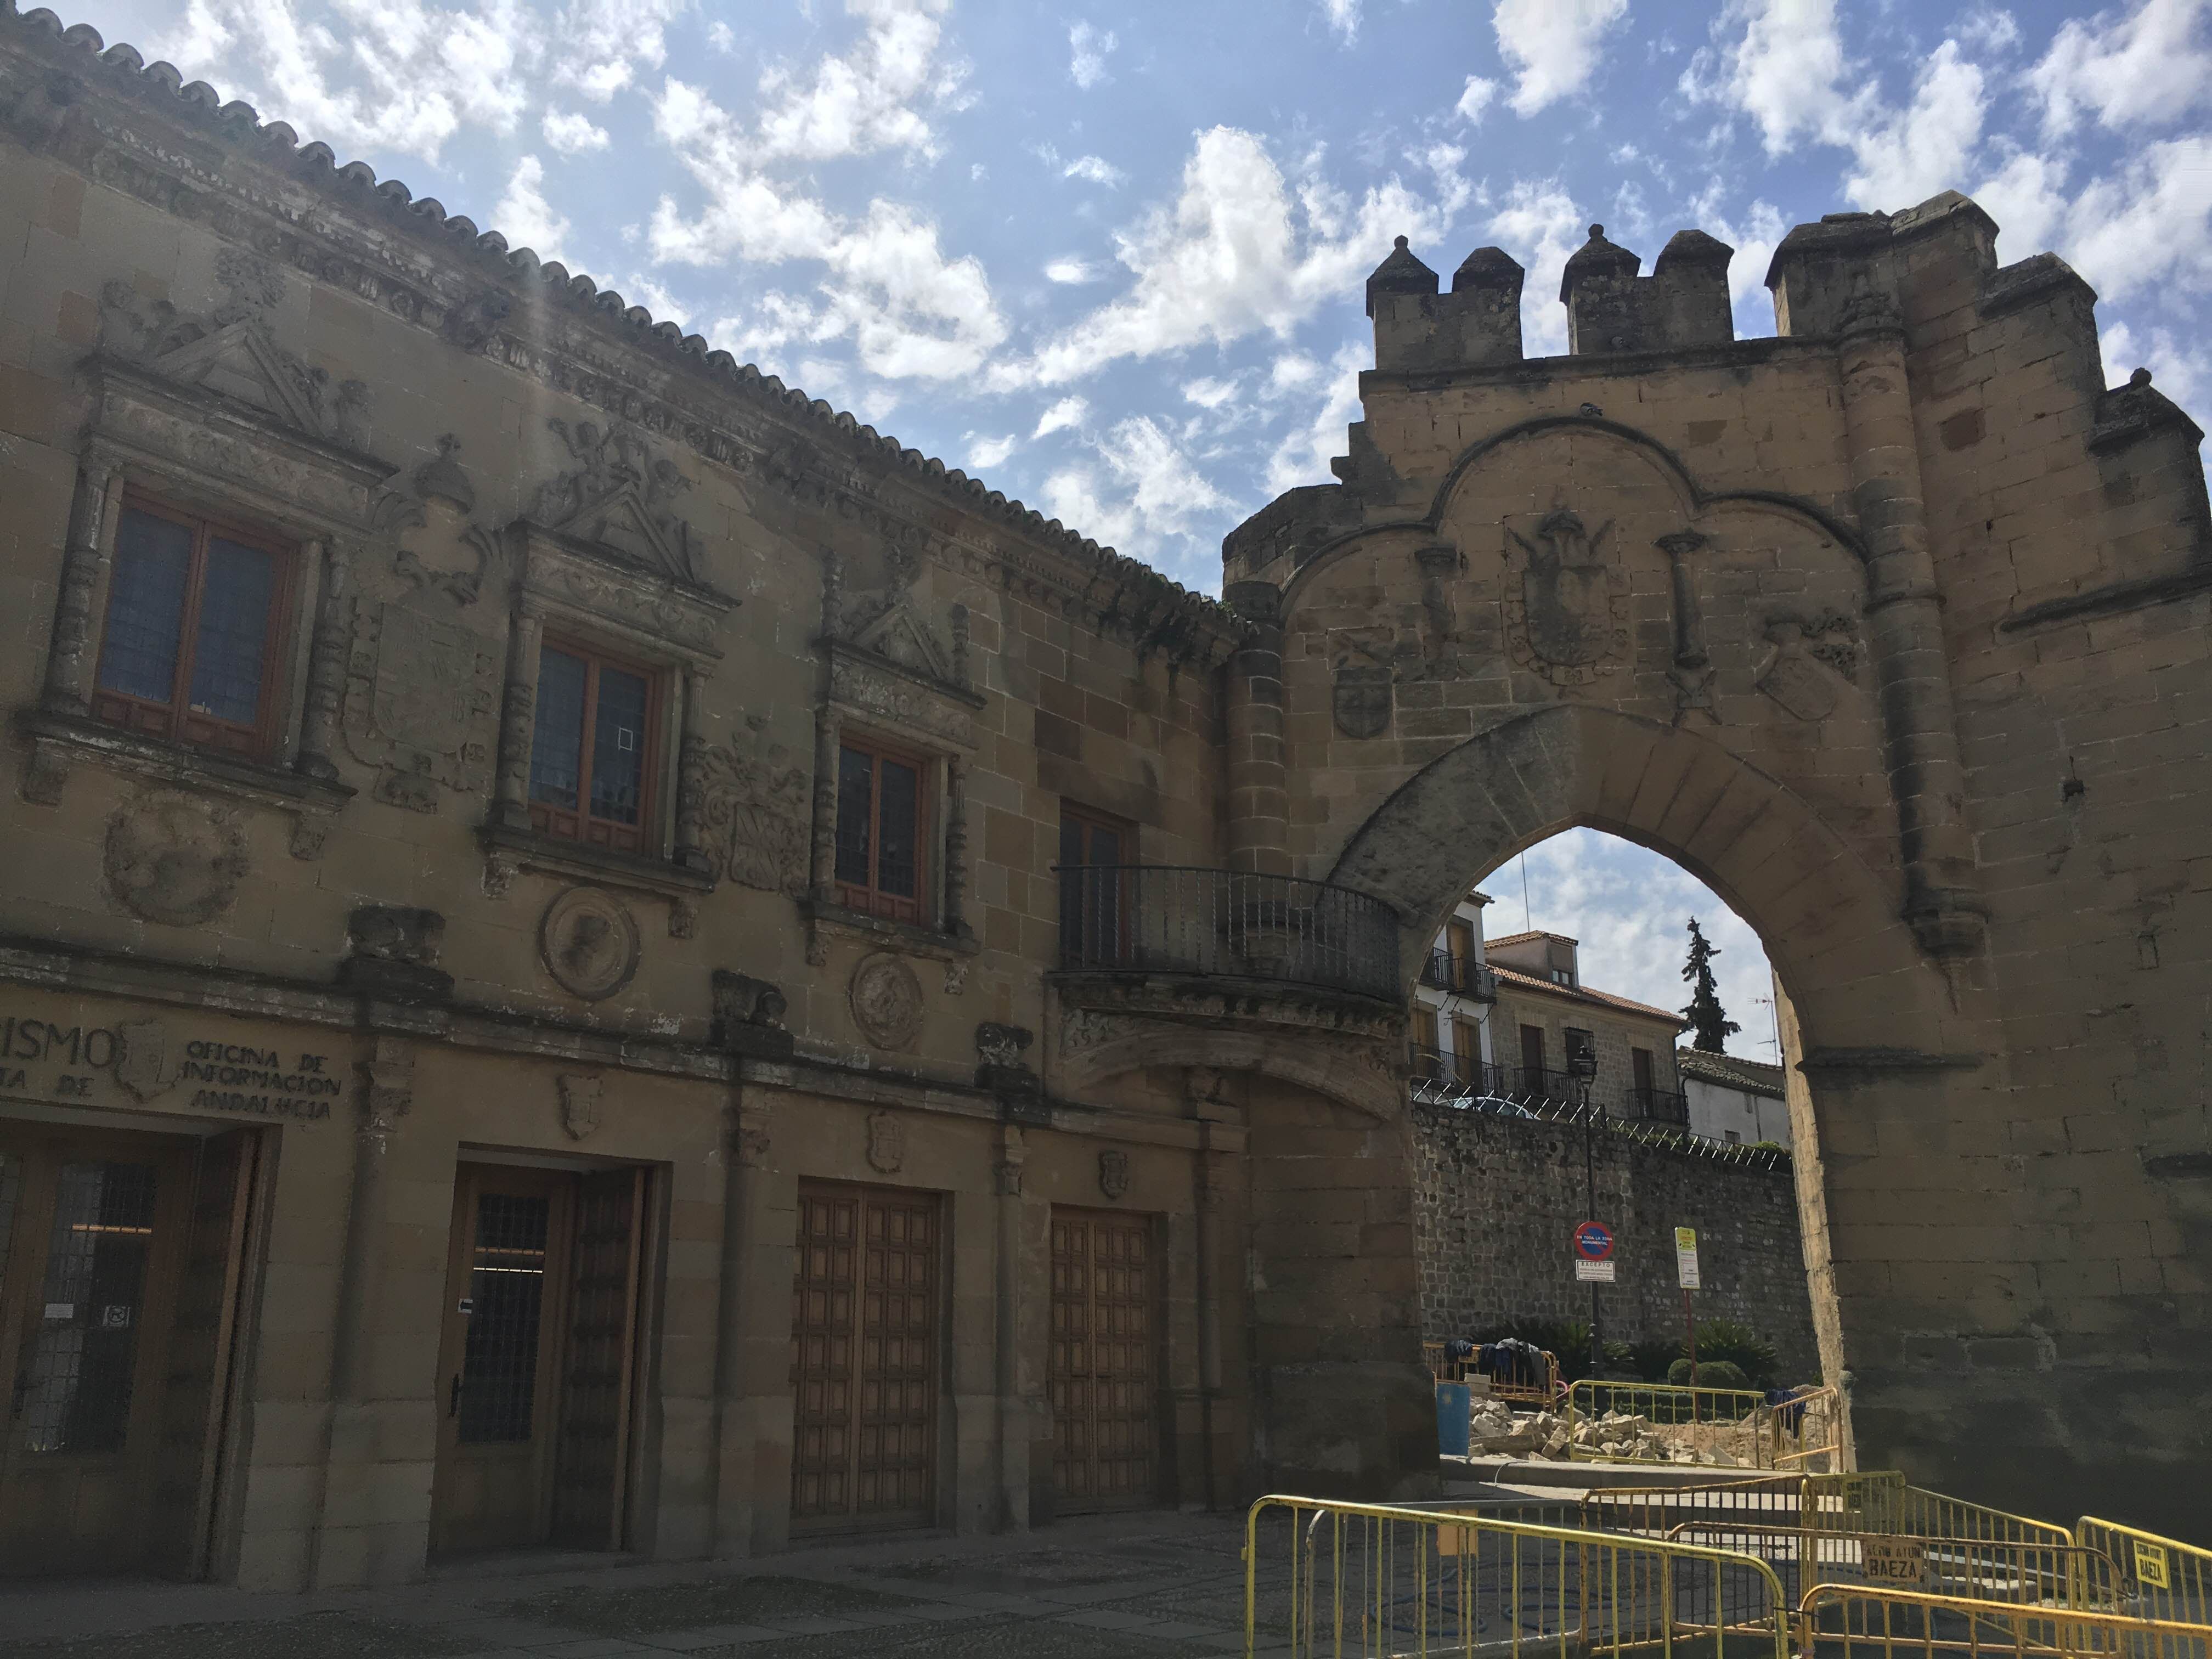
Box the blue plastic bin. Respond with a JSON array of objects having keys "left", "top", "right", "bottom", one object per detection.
[{"left": 1435, "top": 1381, "right": 1471, "bottom": 1456}]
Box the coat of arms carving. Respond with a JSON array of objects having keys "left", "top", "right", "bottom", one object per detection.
[
  {"left": 557, "top": 1073, "right": 603, "bottom": 1141},
  {"left": 113, "top": 1019, "right": 177, "bottom": 1102},
  {"left": 1503, "top": 506, "right": 1630, "bottom": 686},
  {"left": 342, "top": 598, "right": 500, "bottom": 812},
  {"left": 697, "top": 716, "right": 810, "bottom": 897},
  {"left": 1097, "top": 1149, "right": 1131, "bottom": 1200},
  {"left": 1755, "top": 611, "right": 1860, "bottom": 723},
  {"left": 867, "top": 1109, "right": 906, "bottom": 1173},
  {"left": 1331, "top": 631, "right": 1396, "bottom": 740}
]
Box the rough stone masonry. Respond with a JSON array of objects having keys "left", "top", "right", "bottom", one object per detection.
[{"left": 0, "top": 1, "right": 2203, "bottom": 1590}]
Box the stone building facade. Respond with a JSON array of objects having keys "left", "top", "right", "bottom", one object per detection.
[
  {"left": 1678, "top": 1047, "right": 1793, "bottom": 1146},
  {"left": 1483, "top": 930, "right": 1690, "bottom": 1117},
  {"left": 0, "top": 3, "right": 2208, "bottom": 1585}
]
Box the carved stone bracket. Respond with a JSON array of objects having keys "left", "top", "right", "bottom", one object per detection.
[
  {"left": 710, "top": 968, "right": 796, "bottom": 1060},
  {"left": 1657, "top": 530, "right": 1717, "bottom": 725}
]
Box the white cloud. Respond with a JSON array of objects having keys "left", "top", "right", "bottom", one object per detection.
[
  {"left": 543, "top": 108, "right": 612, "bottom": 153},
  {"left": 1269, "top": 352, "right": 1323, "bottom": 392},
  {"left": 1034, "top": 396, "right": 1090, "bottom": 438},
  {"left": 1454, "top": 75, "right": 1500, "bottom": 124},
  {"left": 1263, "top": 341, "right": 1365, "bottom": 496},
  {"left": 1041, "top": 416, "right": 1230, "bottom": 565},
  {"left": 2061, "top": 137, "right": 2212, "bottom": 302},
  {"left": 1182, "top": 375, "right": 1244, "bottom": 409},
  {"left": 1841, "top": 41, "right": 1986, "bottom": 210},
  {"left": 1008, "top": 127, "right": 1469, "bottom": 386},
  {"left": 1494, "top": 0, "right": 1630, "bottom": 116},
  {"left": 1682, "top": 191, "right": 1787, "bottom": 328},
  {"left": 964, "top": 432, "right": 1018, "bottom": 469},
  {"left": 493, "top": 154, "right": 571, "bottom": 260},
  {"left": 2099, "top": 321, "right": 2212, "bottom": 417},
  {"left": 1069, "top": 21, "right": 1117, "bottom": 88},
  {"left": 1691, "top": 0, "right": 1851, "bottom": 156},
  {"left": 1064, "top": 155, "right": 1127, "bottom": 187},
  {"left": 1956, "top": 7, "right": 2022, "bottom": 52},
  {"left": 2028, "top": 0, "right": 2212, "bottom": 139},
  {"left": 1974, "top": 149, "right": 2070, "bottom": 261},
  {"left": 707, "top": 20, "right": 734, "bottom": 52},
  {"left": 551, "top": 0, "right": 687, "bottom": 102},
  {"left": 159, "top": 0, "right": 535, "bottom": 161},
  {"left": 1045, "top": 257, "right": 1103, "bottom": 284},
  {"left": 1322, "top": 0, "right": 1363, "bottom": 42},
  {"left": 750, "top": 0, "right": 963, "bottom": 163},
  {"left": 1488, "top": 178, "right": 1586, "bottom": 356}
]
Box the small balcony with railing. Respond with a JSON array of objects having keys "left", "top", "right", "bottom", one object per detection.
[
  {"left": 1053, "top": 865, "right": 1402, "bottom": 1006},
  {"left": 1622, "top": 1085, "right": 1691, "bottom": 1125},
  {"left": 1417, "top": 949, "right": 1498, "bottom": 1000}
]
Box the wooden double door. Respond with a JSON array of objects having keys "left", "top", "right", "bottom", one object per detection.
[
  {"left": 1049, "top": 1208, "right": 1159, "bottom": 1510},
  {"left": 430, "top": 1161, "right": 648, "bottom": 1558},
  {"left": 789, "top": 1180, "right": 940, "bottom": 1532},
  {"left": 0, "top": 1120, "right": 258, "bottom": 1579}
]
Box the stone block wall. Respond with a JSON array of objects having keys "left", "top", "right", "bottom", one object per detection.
[{"left": 1411, "top": 1104, "right": 1819, "bottom": 1382}]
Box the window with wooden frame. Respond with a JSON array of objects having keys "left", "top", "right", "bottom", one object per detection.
[
  {"left": 834, "top": 735, "right": 930, "bottom": 924},
  {"left": 527, "top": 637, "right": 665, "bottom": 855},
  {"left": 1411, "top": 1006, "right": 1441, "bottom": 1076},
  {"left": 90, "top": 495, "right": 296, "bottom": 760},
  {"left": 1057, "top": 804, "right": 1135, "bottom": 968}
]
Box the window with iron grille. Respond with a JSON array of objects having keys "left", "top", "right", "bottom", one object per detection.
[
  {"left": 834, "top": 736, "right": 929, "bottom": 924},
  {"left": 92, "top": 496, "right": 293, "bottom": 759},
  {"left": 527, "top": 639, "right": 663, "bottom": 854}
]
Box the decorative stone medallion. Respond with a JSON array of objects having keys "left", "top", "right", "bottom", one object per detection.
[
  {"left": 849, "top": 952, "right": 925, "bottom": 1051},
  {"left": 1503, "top": 505, "right": 1630, "bottom": 686},
  {"left": 558, "top": 1073, "right": 603, "bottom": 1141},
  {"left": 867, "top": 1109, "right": 906, "bottom": 1174},
  {"left": 1098, "top": 1149, "right": 1131, "bottom": 1200},
  {"left": 104, "top": 789, "right": 250, "bottom": 926},
  {"left": 539, "top": 887, "right": 641, "bottom": 1001}
]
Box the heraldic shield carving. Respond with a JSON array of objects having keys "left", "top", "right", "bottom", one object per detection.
[
  {"left": 343, "top": 597, "right": 499, "bottom": 811},
  {"left": 1503, "top": 506, "right": 1630, "bottom": 686}
]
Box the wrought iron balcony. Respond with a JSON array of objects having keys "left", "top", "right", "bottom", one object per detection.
[
  {"left": 1409, "top": 1045, "right": 1506, "bottom": 1097},
  {"left": 1056, "top": 865, "right": 1400, "bottom": 1003},
  {"left": 1418, "top": 949, "right": 1498, "bottom": 1000},
  {"left": 1624, "top": 1086, "right": 1691, "bottom": 1125}
]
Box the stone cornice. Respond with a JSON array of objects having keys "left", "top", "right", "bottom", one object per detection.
[{"left": 0, "top": 6, "right": 1246, "bottom": 672}]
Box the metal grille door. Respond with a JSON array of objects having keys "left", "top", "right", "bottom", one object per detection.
[
  {"left": 1050, "top": 1208, "right": 1156, "bottom": 1510},
  {"left": 791, "top": 1181, "right": 939, "bottom": 1530}
]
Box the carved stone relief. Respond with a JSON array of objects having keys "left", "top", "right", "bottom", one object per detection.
[
  {"left": 698, "top": 715, "right": 810, "bottom": 896},
  {"left": 558, "top": 1073, "right": 602, "bottom": 1141},
  {"left": 532, "top": 418, "right": 705, "bottom": 586},
  {"left": 1097, "top": 1149, "right": 1131, "bottom": 1201},
  {"left": 342, "top": 598, "right": 500, "bottom": 812},
  {"left": 828, "top": 652, "right": 976, "bottom": 747},
  {"left": 1503, "top": 505, "right": 1630, "bottom": 686},
  {"left": 539, "top": 886, "right": 642, "bottom": 1001},
  {"left": 1756, "top": 611, "right": 1861, "bottom": 722},
  {"left": 1657, "top": 531, "right": 1718, "bottom": 725},
  {"left": 849, "top": 952, "right": 926, "bottom": 1051},
  {"left": 1331, "top": 631, "right": 1396, "bottom": 739},
  {"left": 866, "top": 1109, "right": 906, "bottom": 1174},
  {"left": 97, "top": 258, "right": 371, "bottom": 450},
  {"left": 104, "top": 789, "right": 251, "bottom": 927}
]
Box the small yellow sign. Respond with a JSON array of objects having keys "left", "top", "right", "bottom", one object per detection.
[
  {"left": 2136, "top": 1540, "right": 2171, "bottom": 1590},
  {"left": 1861, "top": 1536, "right": 1928, "bottom": 1587},
  {"left": 1675, "top": 1227, "right": 1698, "bottom": 1251}
]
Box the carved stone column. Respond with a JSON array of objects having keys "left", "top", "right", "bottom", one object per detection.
[
  {"left": 1835, "top": 290, "right": 1986, "bottom": 956},
  {"left": 713, "top": 1091, "right": 778, "bottom": 1557},
  {"left": 330, "top": 1035, "right": 413, "bottom": 1406},
  {"left": 675, "top": 665, "right": 711, "bottom": 873},
  {"left": 296, "top": 537, "right": 351, "bottom": 780},
  {"left": 993, "top": 1123, "right": 1029, "bottom": 1531},
  {"left": 1657, "top": 531, "right": 1716, "bottom": 724},
  {"left": 807, "top": 704, "right": 842, "bottom": 947},
  {"left": 42, "top": 455, "right": 119, "bottom": 713},
  {"left": 492, "top": 599, "right": 546, "bottom": 832},
  {"left": 944, "top": 754, "right": 970, "bottom": 938},
  {"left": 1222, "top": 582, "right": 1291, "bottom": 876}
]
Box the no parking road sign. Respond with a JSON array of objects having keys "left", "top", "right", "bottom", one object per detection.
[{"left": 1573, "top": 1220, "right": 1616, "bottom": 1282}]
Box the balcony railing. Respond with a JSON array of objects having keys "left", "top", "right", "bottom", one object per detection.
[
  {"left": 1056, "top": 865, "right": 1400, "bottom": 1002},
  {"left": 1409, "top": 1046, "right": 1507, "bottom": 1099},
  {"left": 1623, "top": 1086, "right": 1690, "bottom": 1125},
  {"left": 1418, "top": 950, "right": 1498, "bottom": 1000}
]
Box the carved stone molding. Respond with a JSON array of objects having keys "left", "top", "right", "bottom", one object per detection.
[
  {"left": 532, "top": 419, "right": 706, "bottom": 587},
  {"left": 103, "top": 788, "right": 251, "bottom": 927},
  {"left": 849, "top": 952, "right": 926, "bottom": 1051},
  {"left": 538, "top": 885, "right": 642, "bottom": 1002}
]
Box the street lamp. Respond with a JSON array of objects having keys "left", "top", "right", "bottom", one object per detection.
[{"left": 1568, "top": 1035, "right": 1601, "bottom": 1379}]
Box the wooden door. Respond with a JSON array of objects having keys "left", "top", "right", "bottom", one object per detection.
[
  {"left": 1446, "top": 919, "right": 1475, "bottom": 981},
  {"left": 0, "top": 1122, "right": 199, "bottom": 1577},
  {"left": 791, "top": 1181, "right": 939, "bottom": 1532},
  {"left": 431, "top": 1165, "right": 576, "bottom": 1557},
  {"left": 1519, "top": 1023, "right": 1546, "bottom": 1091},
  {"left": 1049, "top": 1208, "right": 1157, "bottom": 1511},
  {"left": 551, "top": 1167, "right": 644, "bottom": 1550}
]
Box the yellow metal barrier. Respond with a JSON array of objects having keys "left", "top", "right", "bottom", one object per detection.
[
  {"left": 1798, "top": 1582, "right": 2210, "bottom": 1659},
  {"left": 1564, "top": 1380, "right": 1841, "bottom": 1471},
  {"left": 1244, "top": 1493, "right": 1792, "bottom": 1659},
  {"left": 1585, "top": 1476, "right": 2120, "bottom": 1616},
  {"left": 2077, "top": 1520, "right": 2212, "bottom": 1629},
  {"left": 1425, "top": 1342, "right": 1562, "bottom": 1407}
]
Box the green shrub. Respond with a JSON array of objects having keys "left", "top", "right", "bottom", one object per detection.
[
  {"left": 1691, "top": 1319, "right": 1779, "bottom": 1385},
  {"left": 1667, "top": 1357, "right": 1751, "bottom": 1391}
]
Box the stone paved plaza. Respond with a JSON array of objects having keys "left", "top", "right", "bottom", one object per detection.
[{"left": 0, "top": 1509, "right": 1289, "bottom": 1659}]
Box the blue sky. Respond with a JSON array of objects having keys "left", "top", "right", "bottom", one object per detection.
[{"left": 69, "top": 0, "right": 2212, "bottom": 1054}]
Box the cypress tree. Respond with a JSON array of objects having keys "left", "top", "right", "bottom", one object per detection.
[{"left": 1680, "top": 917, "right": 1740, "bottom": 1053}]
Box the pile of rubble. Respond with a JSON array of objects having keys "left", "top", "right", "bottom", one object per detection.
[{"left": 1465, "top": 1401, "right": 1769, "bottom": 1466}]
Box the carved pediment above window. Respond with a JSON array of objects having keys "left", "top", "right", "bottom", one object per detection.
[
  {"left": 821, "top": 554, "right": 981, "bottom": 747},
  {"left": 514, "top": 532, "right": 732, "bottom": 664},
  {"left": 529, "top": 418, "right": 708, "bottom": 589}
]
